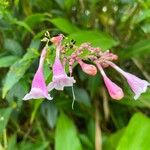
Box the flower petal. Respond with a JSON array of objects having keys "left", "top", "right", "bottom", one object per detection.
[
  {"left": 78, "top": 59, "right": 97, "bottom": 76},
  {"left": 124, "top": 72, "right": 150, "bottom": 100},
  {"left": 107, "top": 61, "right": 150, "bottom": 100}
]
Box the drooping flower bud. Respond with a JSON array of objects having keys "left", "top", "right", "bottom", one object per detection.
[
  {"left": 96, "top": 62, "right": 124, "bottom": 100},
  {"left": 50, "top": 34, "right": 64, "bottom": 46},
  {"left": 77, "top": 59, "right": 97, "bottom": 76}
]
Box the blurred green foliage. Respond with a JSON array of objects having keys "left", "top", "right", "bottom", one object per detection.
[{"left": 0, "top": 0, "right": 150, "bottom": 149}]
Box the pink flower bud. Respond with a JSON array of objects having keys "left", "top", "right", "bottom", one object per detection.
[
  {"left": 78, "top": 59, "right": 97, "bottom": 76},
  {"left": 96, "top": 62, "right": 124, "bottom": 100},
  {"left": 50, "top": 34, "right": 64, "bottom": 46}
]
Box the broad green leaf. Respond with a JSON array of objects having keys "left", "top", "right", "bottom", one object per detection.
[
  {"left": 50, "top": 17, "right": 80, "bottom": 34},
  {"left": 4, "top": 39, "right": 23, "bottom": 56},
  {"left": 0, "top": 107, "right": 12, "bottom": 133},
  {"left": 120, "top": 39, "right": 150, "bottom": 58},
  {"left": 41, "top": 101, "right": 58, "bottom": 128},
  {"left": 117, "top": 113, "right": 150, "bottom": 150},
  {"left": 68, "top": 30, "right": 119, "bottom": 50},
  {"left": 2, "top": 46, "right": 39, "bottom": 98},
  {"left": 55, "top": 112, "right": 82, "bottom": 150},
  {"left": 0, "top": 55, "right": 19, "bottom": 67}
]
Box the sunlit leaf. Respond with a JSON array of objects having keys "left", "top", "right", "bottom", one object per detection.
[
  {"left": 68, "top": 30, "right": 119, "bottom": 50},
  {"left": 55, "top": 112, "right": 82, "bottom": 150},
  {"left": 50, "top": 17, "right": 80, "bottom": 34},
  {"left": 117, "top": 113, "right": 150, "bottom": 150}
]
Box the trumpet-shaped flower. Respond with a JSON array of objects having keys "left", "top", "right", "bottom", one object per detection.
[
  {"left": 107, "top": 61, "right": 150, "bottom": 100},
  {"left": 77, "top": 58, "right": 97, "bottom": 76},
  {"left": 47, "top": 34, "right": 75, "bottom": 91},
  {"left": 23, "top": 47, "right": 52, "bottom": 100},
  {"left": 96, "top": 62, "right": 124, "bottom": 100}
]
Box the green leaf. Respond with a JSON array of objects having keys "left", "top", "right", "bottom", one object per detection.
[
  {"left": 18, "top": 141, "right": 49, "bottom": 150},
  {"left": 0, "top": 107, "right": 12, "bottom": 133},
  {"left": 134, "top": 10, "right": 150, "bottom": 23},
  {"left": 74, "top": 87, "right": 91, "bottom": 107},
  {"left": 55, "top": 0, "right": 65, "bottom": 9},
  {"left": 25, "top": 13, "right": 49, "bottom": 29},
  {"left": 4, "top": 39, "right": 23, "bottom": 56},
  {"left": 55, "top": 112, "right": 82, "bottom": 150},
  {"left": 12, "top": 19, "right": 34, "bottom": 35},
  {"left": 79, "top": 134, "right": 93, "bottom": 149},
  {"left": 64, "top": 0, "right": 76, "bottom": 10},
  {"left": 118, "top": 96, "right": 150, "bottom": 108},
  {"left": 141, "top": 23, "right": 150, "bottom": 33},
  {"left": 68, "top": 30, "right": 119, "bottom": 50},
  {"left": 2, "top": 46, "right": 39, "bottom": 98},
  {"left": 50, "top": 17, "right": 80, "bottom": 34},
  {"left": 54, "top": 0, "right": 75, "bottom": 10},
  {"left": 103, "top": 128, "right": 125, "bottom": 150},
  {"left": 117, "top": 113, "right": 150, "bottom": 150},
  {"left": 120, "top": 39, "right": 150, "bottom": 58},
  {"left": 0, "top": 55, "right": 19, "bottom": 67},
  {"left": 41, "top": 101, "right": 58, "bottom": 129},
  {"left": 7, "top": 134, "right": 17, "bottom": 150}
]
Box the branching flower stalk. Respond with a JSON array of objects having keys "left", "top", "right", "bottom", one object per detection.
[{"left": 23, "top": 32, "right": 150, "bottom": 103}]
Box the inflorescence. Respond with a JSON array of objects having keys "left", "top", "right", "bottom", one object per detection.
[{"left": 23, "top": 32, "right": 150, "bottom": 104}]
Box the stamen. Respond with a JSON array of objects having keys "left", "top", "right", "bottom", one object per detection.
[{"left": 71, "top": 86, "right": 76, "bottom": 110}]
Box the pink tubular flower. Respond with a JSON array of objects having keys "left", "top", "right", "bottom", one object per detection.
[
  {"left": 23, "top": 47, "right": 52, "bottom": 100},
  {"left": 77, "top": 58, "right": 97, "bottom": 76},
  {"left": 107, "top": 61, "right": 150, "bottom": 100},
  {"left": 96, "top": 62, "right": 124, "bottom": 100},
  {"left": 47, "top": 34, "right": 75, "bottom": 91}
]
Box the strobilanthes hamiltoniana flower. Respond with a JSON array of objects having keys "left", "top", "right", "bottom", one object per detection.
[
  {"left": 106, "top": 61, "right": 150, "bottom": 100},
  {"left": 23, "top": 32, "right": 150, "bottom": 102},
  {"left": 47, "top": 34, "right": 76, "bottom": 91},
  {"left": 23, "top": 46, "right": 52, "bottom": 100}
]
